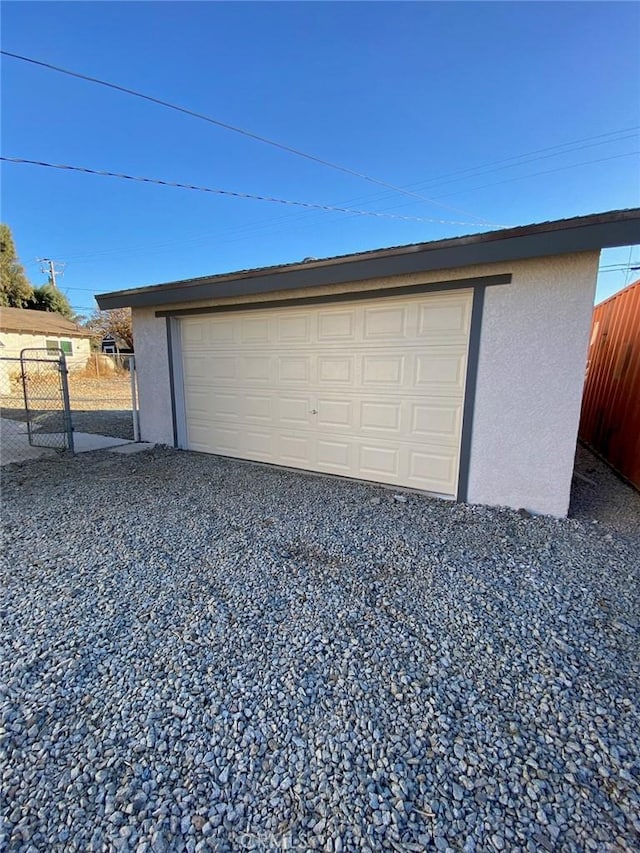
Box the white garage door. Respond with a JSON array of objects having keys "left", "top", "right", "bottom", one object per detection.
[{"left": 179, "top": 289, "right": 473, "bottom": 496}]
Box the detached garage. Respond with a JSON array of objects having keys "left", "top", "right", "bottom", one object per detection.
[{"left": 97, "top": 209, "right": 640, "bottom": 517}]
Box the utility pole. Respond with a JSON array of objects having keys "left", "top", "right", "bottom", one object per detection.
[{"left": 36, "top": 257, "right": 65, "bottom": 288}]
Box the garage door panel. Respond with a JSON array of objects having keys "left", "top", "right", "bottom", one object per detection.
[
  {"left": 183, "top": 354, "right": 211, "bottom": 381},
  {"left": 407, "top": 448, "right": 457, "bottom": 490},
  {"left": 204, "top": 356, "right": 236, "bottom": 381},
  {"left": 184, "top": 317, "right": 236, "bottom": 347},
  {"left": 183, "top": 389, "right": 213, "bottom": 416},
  {"left": 241, "top": 356, "right": 272, "bottom": 383},
  {"left": 363, "top": 305, "right": 410, "bottom": 339},
  {"left": 317, "top": 438, "right": 351, "bottom": 470},
  {"left": 317, "top": 355, "right": 354, "bottom": 384},
  {"left": 205, "top": 392, "right": 238, "bottom": 419},
  {"left": 318, "top": 310, "right": 356, "bottom": 341},
  {"left": 240, "top": 317, "right": 270, "bottom": 343},
  {"left": 316, "top": 398, "right": 353, "bottom": 429},
  {"left": 278, "top": 314, "right": 312, "bottom": 342},
  {"left": 244, "top": 430, "right": 273, "bottom": 457},
  {"left": 279, "top": 434, "right": 312, "bottom": 464},
  {"left": 188, "top": 423, "right": 237, "bottom": 454},
  {"left": 362, "top": 354, "right": 405, "bottom": 385},
  {"left": 279, "top": 396, "right": 313, "bottom": 427},
  {"left": 241, "top": 395, "right": 271, "bottom": 421},
  {"left": 208, "top": 318, "right": 236, "bottom": 344},
  {"left": 418, "top": 300, "right": 471, "bottom": 337},
  {"left": 359, "top": 443, "right": 400, "bottom": 477},
  {"left": 182, "top": 320, "right": 206, "bottom": 345},
  {"left": 411, "top": 401, "right": 462, "bottom": 445},
  {"left": 414, "top": 350, "right": 467, "bottom": 389},
  {"left": 279, "top": 356, "right": 311, "bottom": 383},
  {"left": 180, "top": 289, "right": 472, "bottom": 496},
  {"left": 360, "top": 401, "right": 402, "bottom": 434},
  {"left": 187, "top": 434, "right": 211, "bottom": 454}
]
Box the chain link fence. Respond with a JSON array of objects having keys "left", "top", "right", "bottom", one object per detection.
[
  {"left": 1, "top": 352, "right": 138, "bottom": 465},
  {"left": 0, "top": 351, "right": 73, "bottom": 463},
  {"left": 67, "top": 353, "right": 138, "bottom": 441}
]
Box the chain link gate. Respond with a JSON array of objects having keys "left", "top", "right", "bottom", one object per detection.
[{"left": 20, "top": 348, "right": 74, "bottom": 452}]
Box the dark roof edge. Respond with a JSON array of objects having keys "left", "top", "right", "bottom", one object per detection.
[{"left": 97, "top": 208, "right": 640, "bottom": 310}]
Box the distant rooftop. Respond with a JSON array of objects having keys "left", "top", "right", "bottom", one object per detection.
[{"left": 0, "top": 306, "right": 92, "bottom": 337}]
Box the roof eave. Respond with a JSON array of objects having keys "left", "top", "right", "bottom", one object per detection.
[{"left": 96, "top": 209, "right": 640, "bottom": 311}]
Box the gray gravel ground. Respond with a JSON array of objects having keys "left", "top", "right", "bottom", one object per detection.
[
  {"left": 570, "top": 444, "right": 640, "bottom": 540},
  {"left": 1, "top": 447, "right": 639, "bottom": 852}
]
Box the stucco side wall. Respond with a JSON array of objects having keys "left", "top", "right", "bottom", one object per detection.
[
  {"left": 467, "top": 252, "right": 599, "bottom": 517},
  {"left": 131, "top": 308, "right": 174, "bottom": 444}
]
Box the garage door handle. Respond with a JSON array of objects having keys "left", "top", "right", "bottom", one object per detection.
[{"left": 310, "top": 409, "right": 318, "bottom": 415}]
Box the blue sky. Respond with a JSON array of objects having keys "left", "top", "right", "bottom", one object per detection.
[{"left": 2, "top": 1, "right": 639, "bottom": 316}]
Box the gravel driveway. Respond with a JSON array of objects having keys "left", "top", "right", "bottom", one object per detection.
[{"left": 1, "top": 448, "right": 639, "bottom": 852}]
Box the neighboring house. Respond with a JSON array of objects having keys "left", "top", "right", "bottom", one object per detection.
[
  {"left": 101, "top": 334, "right": 134, "bottom": 355},
  {"left": 96, "top": 208, "right": 640, "bottom": 517},
  {"left": 580, "top": 278, "right": 640, "bottom": 489},
  {"left": 0, "top": 307, "right": 92, "bottom": 370}
]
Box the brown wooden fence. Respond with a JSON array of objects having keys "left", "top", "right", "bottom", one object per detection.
[{"left": 579, "top": 278, "right": 640, "bottom": 489}]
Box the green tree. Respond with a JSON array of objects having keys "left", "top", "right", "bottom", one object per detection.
[
  {"left": 27, "top": 285, "right": 75, "bottom": 320},
  {"left": 0, "top": 223, "right": 34, "bottom": 307},
  {"left": 87, "top": 307, "right": 134, "bottom": 350}
]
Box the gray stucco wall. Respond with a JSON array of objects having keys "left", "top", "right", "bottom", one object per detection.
[
  {"left": 131, "top": 309, "right": 174, "bottom": 445},
  {"left": 132, "top": 251, "right": 599, "bottom": 516},
  {"left": 467, "top": 253, "right": 598, "bottom": 516}
]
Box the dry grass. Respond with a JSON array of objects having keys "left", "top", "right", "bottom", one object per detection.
[{"left": 67, "top": 374, "right": 132, "bottom": 410}]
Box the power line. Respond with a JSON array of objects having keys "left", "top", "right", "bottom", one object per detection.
[
  {"left": 8, "top": 143, "right": 636, "bottom": 271},
  {"left": 209, "top": 137, "right": 640, "bottom": 236},
  {"left": 429, "top": 150, "right": 640, "bottom": 199},
  {"left": 52, "top": 125, "right": 637, "bottom": 263},
  {"left": 0, "top": 156, "right": 494, "bottom": 226},
  {"left": 407, "top": 127, "right": 640, "bottom": 192},
  {"left": 11, "top": 144, "right": 636, "bottom": 271},
  {"left": 5, "top": 49, "right": 638, "bottom": 264},
  {"left": 254, "top": 126, "right": 639, "bottom": 224},
  {"left": 243, "top": 126, "right": 640, "bottom": 219},
  {"left": 599, "top": 261, "right": 639, "bottom": 270},
  {"left": 405, "top": 134, "right": 638, "bottom": 194},
  {"left": 0, "top": 48, "right": 495, "bottom": 225},
  {"left": 355, "top": 150, "right": 640, "bottom": 218},
  {"left": 5, "top": 50, "right": 637, "bottom": 260},
  {"left": 334, "top": 128, "right": 639, "bottom": 213}
]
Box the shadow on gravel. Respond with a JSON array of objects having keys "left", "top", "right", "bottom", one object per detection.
[
  {"left": 570, "top": 443, "right": 640, "bottom": 539},
  {"left": 68, "top": 409, "right": 134, "bottom": 441},
  {"left": 1, "top": 406, "right": 134, "bottom": 441}
]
